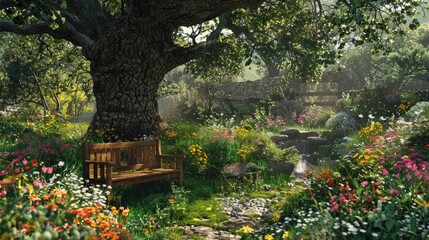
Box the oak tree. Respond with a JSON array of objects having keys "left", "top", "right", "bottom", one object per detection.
[{"left": 0, "top": 0, "right": 424, "bottom": 140}]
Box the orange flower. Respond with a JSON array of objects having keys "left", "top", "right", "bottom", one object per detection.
[
  {"left": 29, "top": 194, "right": 40, "bottom": 202},
  {"left": 42, "top": 195, "right": 51, "bottom": 201},
  {"left": 46, "top": 202, "right": 58, "bottom": 211},
  {"left": 122, "top": 208, "right": 130, "bottom": 217}
]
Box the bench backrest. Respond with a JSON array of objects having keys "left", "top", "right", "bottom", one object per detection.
[{"left": 82, "top": 140, "right": 162, "bottom": 171}]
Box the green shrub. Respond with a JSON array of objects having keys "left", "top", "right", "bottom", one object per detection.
[
  {"left": 325, "top": 111, "right": 357, "bottom": 130},
  {"left": 404, "top": 101, "right": 429, "bottom": 122}
]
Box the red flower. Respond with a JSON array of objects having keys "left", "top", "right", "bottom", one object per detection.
[
  {"left": 423, "top": 144, "right": 429, "bottom": 149},
  {"left": 31, "top": 159, "right": 38, "bottom": 167},
  {"left": 25, "top": 166, "right": 32, "bottom": 171}
]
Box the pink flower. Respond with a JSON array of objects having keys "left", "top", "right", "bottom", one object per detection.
[
  {"left": 390, "top": 189, "right": 400, "bottom": 196},
  {"left": 361, "top": 181, "right": 369, "bottom": 187},
  {"left": 381, "top": 168, "right": 389, "bottom": 176},
  {"left": 33, "top": 179, "right": 45, "bottom": 187},
  {"left": 22, "top": 159, "right": 28, "bottom": 165},
  {"left": 42, "top": 166, "right": 53, "bottom": 174},
  {"left": 372, "top": 181, "right": 380, "bottom": 189},
  {"left": 14, "top": 167, "right": 21, "bottom": 173},
  {"left": 0, "top": 190, "right": 6, "bottom": 197}
]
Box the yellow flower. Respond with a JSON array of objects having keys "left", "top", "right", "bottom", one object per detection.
[
  {"left": 238, "top": 225, "right": 254, "bottom": 234},
  {"left": 112, "top": 210, "right": 119, "bottom": 216},
  {"left": 264, "top": 234, "right": 274, "bottom": 240},
  {"left": 282, "top": 231, "right": 290, "bottom": 239},
  {"left": 415, "top": 199, "right": 429, "bottom": 207}
]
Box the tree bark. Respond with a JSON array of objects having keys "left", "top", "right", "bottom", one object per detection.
[{"left": 83, "top": 20, "right": 177, "bottom": 140}]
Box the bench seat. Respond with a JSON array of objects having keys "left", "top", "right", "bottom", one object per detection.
[{"left": 82, "top": 140, "right": 184, "bottom": 187}]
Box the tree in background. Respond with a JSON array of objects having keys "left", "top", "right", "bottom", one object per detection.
[
  {"left": 333, "top": 23, "right": 429, "bottom": 118},
  {"left": 0, "top": 0, "right": 424, "bottom": 140},
  {"left": 0, "top": 34, "right": 93, "bottom": 121}
]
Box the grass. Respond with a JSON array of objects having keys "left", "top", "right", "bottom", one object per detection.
[{"left": 182, "top": 198, "right": 229, "bottom": 228}]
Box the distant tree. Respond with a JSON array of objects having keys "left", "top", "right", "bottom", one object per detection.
[
  {"left": 0, "top": 34, "right": 92, "bottom": 119},
  {"left": 336, "top": 23, "right": 429, "bottom": 92}
]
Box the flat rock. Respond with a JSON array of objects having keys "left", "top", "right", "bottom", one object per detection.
[
  {"left": 280, "top": 129, "right": 300, "bottom": 138},
  {"left": 329, "top": 127, "right": 353, "bottom": 140},
  {"left": 307, "top": 137, "right": 329, "bottom": 153},
  {"left": 270, "top": 135, "right": 289, "bottom": 143},
  {"left": 267, "top": 160, "right": 295, "bottom": 175},
  {"left": 223, "top": 162, "right": 262, "bottom": 178},
  {"left": 298, "top": 131, "right": 320, "bottom": 140}
]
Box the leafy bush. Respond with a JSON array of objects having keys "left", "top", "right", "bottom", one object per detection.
[
  {"left": 325, "top": 111, "right": 357, "bottom": 130},
  {"left": 405, "top": 101, "right": 429, "bottom": 122}
]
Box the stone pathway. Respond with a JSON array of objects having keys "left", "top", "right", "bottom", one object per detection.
[{"left": 181, "top": 197, "right": 278, "bottom": 240}]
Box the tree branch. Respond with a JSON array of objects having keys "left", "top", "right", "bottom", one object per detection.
[
  {"left": 167, "top": 40, "right": 218, "bottom": 70},
  {"left": 0, "top": 20, "right": 93, "bottom": 47}
]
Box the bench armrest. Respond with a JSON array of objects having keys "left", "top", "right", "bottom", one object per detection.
[
  {"left": 159, "top": 154, "right": 185, "bottom": 184},
  {"left": 159, "top": 154, "right": 185, "bottom": 169}
]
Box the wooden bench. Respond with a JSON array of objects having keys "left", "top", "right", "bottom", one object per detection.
[{"left": 82, "top": 140, "right": 185, "bottom": 188}]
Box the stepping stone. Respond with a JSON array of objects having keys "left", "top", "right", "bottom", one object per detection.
[
  {"left": 317, "top": 145, "right": 332, "bottom": 157},
  {"left": 280, "top": 129, "right": 299, "bottom": 138},
  {"left": 270, "top": 135, "right": 289, "bottom": 143},
  {"left": 223, "top": 162, "right": 261, "bottom": 178},
  {"left": 298, "top": 131, "right": 320, "bottom": 140},
  {"left": 329, "top": 127, "right": 353, "bottom": 140},
  {"left": 307, "top": 137, "right": 329, "bottom": 152},
  {"left": 267, "top": 160, "right": 295, "bottom": 175}
]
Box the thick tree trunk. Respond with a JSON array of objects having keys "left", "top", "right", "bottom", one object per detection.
[{"left": 83, "top": 21, "right": 175, "bottom": 140}]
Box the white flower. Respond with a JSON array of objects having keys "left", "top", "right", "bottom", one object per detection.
[
  {"left": 358, "top": 114, "right": 364, "bottom": 118},
  {"left": 368, "top": 114, "right": 374, "bottom": 119},
  {"left": 58, "top": 161, "right": 65, "bottom": 167},
  {"left": 372, "top": 233, "right": 379, "bottom": 237}
]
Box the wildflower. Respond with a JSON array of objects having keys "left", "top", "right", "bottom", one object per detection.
[
  {"left": 29, "top": 194, "right": 40, "bottom": 202},
  {"left": 31, "top": 159, "right": 38, "bottom": 167},
  {"left": 122, "top": 208, "right": 130, "bottom": 217},
  {"left": 414, "top": 199, "right": 429, "bottom": 207},
  {"left": 390, "top": 189, "right": 400, "bottom": 196},
  {"left": 283, "top": 231, "right": 290, "bottom": 238},
  {"left": 264, "top": 234, "right": 274, "bottom": 240},
  {"left": 238, "top": 225, "right": 254, "bottom": 234}
]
